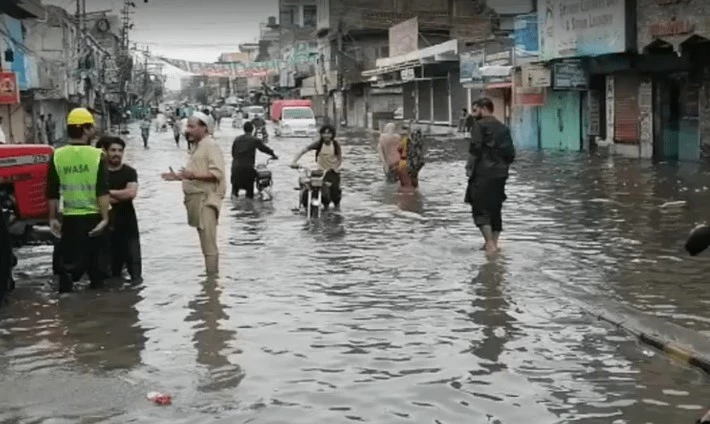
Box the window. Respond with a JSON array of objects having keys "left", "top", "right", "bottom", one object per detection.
[
  {"left": 279, "top": 6, "right": 296, "bottom": 27},
  {"left": 379, "top": 46, "right": 389, "bottom": 58},
  {"left": 303, "top": 5, "right": 317, "bottom": 28},
  {"left": 283, "top": 108, "right": 314, "bottom": 120}
]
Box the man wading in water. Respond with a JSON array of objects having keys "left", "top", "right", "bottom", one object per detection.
[
  {"left": 161, "top": 112, "right": 226, "bottom": 276},
  {"left": 465, "top": 98, "right": 515, "bottom": 255}
]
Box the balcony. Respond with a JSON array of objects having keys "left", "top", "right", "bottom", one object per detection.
[{"left": 345, "top": 8, "right": 489, "bottom": 40}]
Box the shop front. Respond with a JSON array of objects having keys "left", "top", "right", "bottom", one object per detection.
[
  {"left": 362, "top": 39, "right": 460, "bottom": 127},
  {"left": 511, "top": 13, "right": 545, "bottom": 150},
  {"left": 538, "top": 0, "right": 636, "bottom": 154},
  {"left": 636, "top": 0, "right": 710, "bottom": 161},
  {"left": 539, "top": 60, "right": 586, "bottom": 151}
]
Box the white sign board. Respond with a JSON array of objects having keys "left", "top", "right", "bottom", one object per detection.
[
  {"left": 538, "top": 0, "right": 627, "bottom": 60},
  {"left": 401, "top": 68, "right": 415, "bottom": 82},
  {"left": 522, "top": 64, "right": 551, "bottom": 88}
]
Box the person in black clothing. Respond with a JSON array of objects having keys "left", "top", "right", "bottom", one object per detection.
[
  {"left": 102, "top": 136, "right": 142, "bottom": 282},
  {"left": 232, "top": 121, "right": 278, "bottom": 199},
  {"left": 0, "top": 209, "right": 16, "bottom": 304},
  {"left": 464, "top": 98, "right": 515, "bottom": 255}
]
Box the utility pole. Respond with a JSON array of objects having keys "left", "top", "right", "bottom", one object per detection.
[
  {"left": 142, "top": 45, "right": 150, "bottom": 108},
  {"left": 75, "top": 0, "right": 87, "bottom": 107}
]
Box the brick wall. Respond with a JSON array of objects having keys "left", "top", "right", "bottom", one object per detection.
[{"left": 637, "top": 0, "right": 710, "bottom": 51}]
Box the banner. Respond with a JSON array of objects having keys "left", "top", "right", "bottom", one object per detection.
[
  {"left": 538, "top": 0, "right": 627, "bottom": 60},
  {"left": 0, "top": 72, "right": 19, "bottom": 105},
  {"left": 160, "top": 54, "right": 317, "bottom": 78},
  {"left": 459, "top": 50, "right": 484, "bottom": 85},
  {"left": 514, "top": 13, "right": 539, "bottom": 59}
]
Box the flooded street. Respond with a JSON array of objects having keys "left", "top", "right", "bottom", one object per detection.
[{"left": 2, "top": 121, "right": 710, "bottom": 423}]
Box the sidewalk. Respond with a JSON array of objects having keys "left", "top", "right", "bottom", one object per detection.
[{"left": 575, "top": 298, "right": 710, "bottom": 375}]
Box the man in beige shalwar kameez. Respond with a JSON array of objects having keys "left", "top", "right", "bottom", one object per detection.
[{"left": 162, "top": 113, "right": 226, "bottom": 275}]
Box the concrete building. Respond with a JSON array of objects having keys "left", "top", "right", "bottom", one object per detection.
[
  {"left": 277, "top": 0, "right": 318, "bottom": 95},
  {"left": 635, "top": 0, "right": 710, "bottom": 161},
  {"left": 0, "top": 0, "right": 44, "bottom": 143},
  {"left": 354, "top": 0, "right": 503, "bottom": 129}
]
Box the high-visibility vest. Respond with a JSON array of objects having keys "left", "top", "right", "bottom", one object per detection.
[{"left": 53, "top": 145, "right": 102, "bottom": 216}]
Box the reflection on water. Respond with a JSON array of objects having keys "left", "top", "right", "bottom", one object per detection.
[
  {"left": 56, "top": 286, "right": 146, "bottom": 371},
  {"left": 185, "top": 277, "right": 245, "bottom": 392},
  {"left": 2, "top": 126, "right": 710, "bottom": 423},
  {"left": 467, "top": 259, "right": 514, "bottom": 375}
]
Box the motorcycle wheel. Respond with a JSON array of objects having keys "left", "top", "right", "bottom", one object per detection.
[{"left": 310, "top": 189, "right": 321, "bottom": 219}]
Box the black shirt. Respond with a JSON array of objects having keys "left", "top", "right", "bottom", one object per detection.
[
  {"left": 46, "top": 151, "right": 110, "bottom": 200},
  {"left": 467, "top": 116, "right": 516, "bottom": 180},
  {"left": 231, "top": 134, "right": 275, "bottom": 168},
  {"left": 108, "top": 164, "right": 139, "bottom": 236}
]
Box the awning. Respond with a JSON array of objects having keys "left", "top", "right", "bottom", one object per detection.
[{"left": 362, "top": 39, "right": 459, "bottom": 78}]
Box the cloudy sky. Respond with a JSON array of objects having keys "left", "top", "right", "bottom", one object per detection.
[{"left": 45, "top": 0, "right": 278, "bottom": 62}]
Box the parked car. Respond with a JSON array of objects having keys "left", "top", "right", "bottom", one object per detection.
[
  {"left": 274, "top": 106, "right": 318, "bottom": 138},
  {"left": 271, "top": 99, "right": 313, "bottom": 122}
]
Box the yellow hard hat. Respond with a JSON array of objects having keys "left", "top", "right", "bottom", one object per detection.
[{"left": 67, "top": 108, "right": 95, "bottom": 126}]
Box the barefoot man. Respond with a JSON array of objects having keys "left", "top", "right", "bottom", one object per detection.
[
  {"left": 162, "top": 112, "right": 226, "bottom": 275},
  {"left": 464, "top": 98, "right": 515, "bottom": 255}
]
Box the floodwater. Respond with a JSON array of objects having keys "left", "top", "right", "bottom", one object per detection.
[{"left": 2, "top": 121, "right": 710, "bottom": 423}]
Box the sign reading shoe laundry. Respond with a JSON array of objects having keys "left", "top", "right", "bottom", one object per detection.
[{"left": 538, "top": 0, "right": 628, "bottom": 60}]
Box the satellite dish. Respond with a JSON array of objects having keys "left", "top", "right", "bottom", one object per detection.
[{"left": 96, "top": 18, "right": 110, "bottom": 32}]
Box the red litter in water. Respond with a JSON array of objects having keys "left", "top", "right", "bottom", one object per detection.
[{"left": 147, "top": 392, "right": 172, "bottom": 406}]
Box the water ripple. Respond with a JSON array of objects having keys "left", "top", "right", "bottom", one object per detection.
[{"left": 1, "top": 125, "right": 709, "bottom": 423}]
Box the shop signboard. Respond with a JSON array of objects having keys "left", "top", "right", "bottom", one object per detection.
[
  {"left": 553, "top": 60, "right": 588, "bottom": 90},
  {"left": 522, "top": 64, "right": 551, "bottom": 88},
  {"left": 0, "top": 72, "right": 19, "bottom": 105},
  {"left": 538, "top": 0, "right": 627, "bottom": 60},
  {"left": 483, "top": 45, "right": 513, "bottom": 84},
  {"left": 514, "top": 13, "right": 540, "bottom": 59},
  {"left": 459, "top": 49, "right": 484, "bottom": 87},
  {"left": 401, "top": 68, "right": 415, "bottom": 82},
  {"left": 514, "top": 69, "right": 545, "bottom": 106}
]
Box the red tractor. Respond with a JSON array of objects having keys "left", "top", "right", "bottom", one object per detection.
[{"left": 0, "top": 144, "right": 55, "bottom": 303}]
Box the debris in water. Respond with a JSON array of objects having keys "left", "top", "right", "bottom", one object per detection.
[{"left": 147, "top": 392, "right": 172, "bottom": 406}]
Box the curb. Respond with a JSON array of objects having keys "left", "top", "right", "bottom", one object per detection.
[{"left": 582, "top": 306, "right": 710, "bottom": 376}]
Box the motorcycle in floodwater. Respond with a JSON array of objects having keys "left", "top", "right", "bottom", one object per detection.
[
  {"left": 255, "top": 158, "right": 274, "bottom": 201},
  {"left": 292, "top": 165, "right": 330, "bottom": 219},
  {"left": 255, "top": 126, "right": 269, "bottom": 143}
]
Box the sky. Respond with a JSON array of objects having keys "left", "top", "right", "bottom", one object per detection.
[
  {"left": 43, "top": 0, "right": 278, "bottom": 90},
  {"left": 45, "top": 0, "right": 277, "bottom": 62}
]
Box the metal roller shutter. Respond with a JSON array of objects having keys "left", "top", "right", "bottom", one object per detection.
[{"left": 614, "top": 74, "right": 640, "bottom": 143}]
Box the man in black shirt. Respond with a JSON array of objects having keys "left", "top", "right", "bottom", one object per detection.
[
  {"left": 232, "top": 121, "right": 278, "bottom": 198},
  {"left": 464, "top": 98, "right": 516, "bottom": 255},
  {"left": 100, "top": 136, "right": 142, "bottom": 282}
]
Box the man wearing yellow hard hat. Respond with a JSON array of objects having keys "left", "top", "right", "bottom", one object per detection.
[{"left": 45, "top": 107, "right": 111, "bottom": 293}]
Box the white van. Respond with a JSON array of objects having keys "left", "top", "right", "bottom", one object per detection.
[{"left": 275, "top": 107, "right": 317, "bottom": 138}]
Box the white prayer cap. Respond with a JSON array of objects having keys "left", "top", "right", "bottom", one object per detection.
[{"left": 191, "top": 111, "right": 210, "bottom": 127}]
